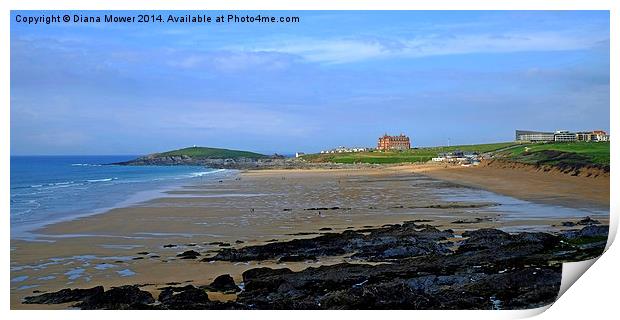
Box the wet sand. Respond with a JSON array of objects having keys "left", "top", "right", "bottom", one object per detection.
[
  {"left": 415, "top": 163, "right": 609, "bottom": 209},
  {"left": 10, "top": 164, "right": 609, "bottom": 309}
]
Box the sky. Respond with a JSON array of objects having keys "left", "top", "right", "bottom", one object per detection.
[{"left": 10, "top": 11, "right": 610, "bottom": 155}]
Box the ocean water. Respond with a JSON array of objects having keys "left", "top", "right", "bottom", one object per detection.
[{"left": 10, "top": 156, "right": 230, "bottom": 239}]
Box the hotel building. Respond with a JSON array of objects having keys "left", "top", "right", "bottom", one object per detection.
[
  {"left": 377, "top": 134, "right": 411, "bottom": 151},
  {"left": 515, "top": 130, "right": 555, "bottom": 142},
  {"left": 515, "top": 129, "right": 609, "bottom": 142}
]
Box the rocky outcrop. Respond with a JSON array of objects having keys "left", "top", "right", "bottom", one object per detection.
[
  {"left": 112, "top": 154, "right": 385, "bottom": 170},
  {"left": 23, "top": 286, "right": 104, "bottom": 305},
  {"left": 75, "top": 285, "right": 155, "bottom": 310},
  {"left": 561, "top": 225, "right": 608, "bottom": 239},
  {"left": 205, "top": 274, "right": 241, "bottom": 293},
  {"left": 232, "top": 226, "right": 600, "bottom": 310},
  {"left": 23, "top": 224, "right": 608, "bottom": 310},
  {"left": 158, "top": 285, "right": 211, "bottom": 309},
  {"left": 113, "top": 155, "right": 266, "bottom": 169},
  {"left": 177, "top": 250, "right": 201, "bottom": 259},
  {"left": 205, "top": 223, "right": 453, "bottom": 263},
  {"left": 561, "top": 216, "right": 601, "bottom": 227}
]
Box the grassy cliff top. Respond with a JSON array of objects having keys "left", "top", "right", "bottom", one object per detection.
[
  {"left": 497, "top": 142, "right": 610, "bottom": 166},
  {"left": 156, "top": 147, "right": 268, "bottom": 159},
  {"left": 302, "top": 142, "right": 518, "bottom": 164}
]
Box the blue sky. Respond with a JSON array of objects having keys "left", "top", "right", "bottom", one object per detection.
[{"left": 11, "top": 11, "right": 610, "bottom": 155}]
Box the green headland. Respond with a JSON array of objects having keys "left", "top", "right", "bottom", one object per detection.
[{"left": 157, "top": 146, "right": 268, "bottom": 159}]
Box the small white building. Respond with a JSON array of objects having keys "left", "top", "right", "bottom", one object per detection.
[
  {"left": 320, "top": 146, "right": 371, "bottom": 154},
  {"left": 295, "top": 152, "right": 306, "bottom": 158}
]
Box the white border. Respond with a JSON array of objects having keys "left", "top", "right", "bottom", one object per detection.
[{"left": 2, "top": 1, "right": 617, "bottom": 320}]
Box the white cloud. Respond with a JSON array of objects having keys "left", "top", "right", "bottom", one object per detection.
[
  {"left": 168, "top": 51, "right": 297, "bottom": 72},
  {"left": 211, "top": 52, "right": 294, "bottom": 72},
  {"left": 247, "top": 32, "right": 607, "bottom": 64}
]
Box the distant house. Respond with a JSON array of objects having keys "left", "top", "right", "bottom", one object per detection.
[
  {"left": 433, "top": 150, "right": 480, "bottom": 165},
  {"left": 591, "top": 130, "right": 610, "bottom": 142},
  {"left": 319, "top": 146, "right": 370, "bottom": 154},
  {"left": 295, "top": 152, "right": 305, "bottom": 158}
]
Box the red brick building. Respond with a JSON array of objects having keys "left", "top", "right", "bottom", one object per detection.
[{"left": 377, "top": 134, "right": 411, "bottom": 151}]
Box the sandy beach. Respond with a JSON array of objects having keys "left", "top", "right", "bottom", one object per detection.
[
  {"left": 10, "top": 163, "right": 610, "bottom": 309},
  {"left": 417, "top": 163, "right": 609, "bottom": 209}
]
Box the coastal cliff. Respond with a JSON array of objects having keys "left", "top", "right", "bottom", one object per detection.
[
  {"left": 112, "top": 146, "right": 382, "bottom": 170},
  {"left": 113, "top": 146, "right": 275, "bottom": 169}
]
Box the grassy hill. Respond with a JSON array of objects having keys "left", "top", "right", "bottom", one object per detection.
[
  {"left": 302, "top": 142, "right": 518, "bottom": 164},
  {"left": 496, "top": 142, "right": 609, "bottom": 167},
  {"left": 157, "top": 147, "right": 268, "bottom": 159}
]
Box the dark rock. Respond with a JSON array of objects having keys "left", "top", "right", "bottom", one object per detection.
[
  {"left": 279, "top": 254, "right": 317, "bottom": 263},
  {"left": 207, "top": 221, "right": 452, "bottom": 263},
  {"left": 235, "top": 239, "right": 563, "bottom": 310},
  {"left": 235, "top": 240, "right": 245, "bottom": 244},
  {"left": 452, "top": 217, "right": 490, "bottom": 224},
  {"left": 156, "top": 285, "right": 244, "bottom": 309},
  {"left": 177, "top": 250, "right": 201, "bottom": 259},
  {"left": 207, "top": 274, "right": 241, "bottom": 292},
  {"left": 31, "top": 225, "right": 605, "bottom": 310},
  {"left": 562, "top": 216, "right": 601, "bottom": 227},
  {"left": 287, "top": 232, "right": 318, "bottom": 236},
  {"left": 456, "top": 268, "right": 561, "bottom": 309},
  {"left": 137, "top": 251, "right": 149, "bottom": 255},
  {"left": 456, "top": 229, "right": 561, "bottom": 267},
  {"left": 243, "top": 267, "right": 294, "bottom": 282},
  {"left": 23, "top": 286, "right": 104, "bottom": 304},
  {"left": 319, "top": 227, "right": 333, "bottom": 231},
  {"left": 159, "top": 285, "right": 210, "bottom": 309},
  {"left": 420, "top": 203, "right": 496, "bottom": 209},
  {"left": 562, "top": 225, "right": 608, "bottom": 239},
  {"left": 75, "top": 285, "right": 155, "bottom": 310},
  {"left": 577, "top": 216, "right": 601, "bottom": 225},
  {"left": 304, "top": 207, "right": 344, "bottom": 211},
  {"left": 163, "top": 244, "right": 177, "bottom": 248}
]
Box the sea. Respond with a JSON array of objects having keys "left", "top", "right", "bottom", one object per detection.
[{"left": 10, "top": 155, "right": 231, "bottom": 239}]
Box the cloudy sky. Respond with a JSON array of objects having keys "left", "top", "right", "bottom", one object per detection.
[{"left": 11, "top": 11, "right": 610, "bottom": 155}]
